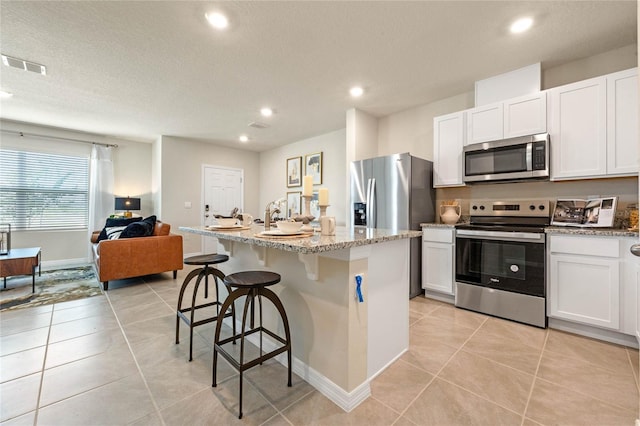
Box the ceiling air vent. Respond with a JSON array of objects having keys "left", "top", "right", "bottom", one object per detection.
[
  {"left": 249, "top": 122, "right": 269, "bottom": 129},
  {"left": 2, "top": 54, "right": 47, "bottom": 75}
]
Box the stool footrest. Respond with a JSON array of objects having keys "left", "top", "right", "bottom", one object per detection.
[
  {"left": 215, "top": 327, "right": 290, "bottom": 372},
  {"left": 177, "top": 309, "right": 233, "bottom": 328}
]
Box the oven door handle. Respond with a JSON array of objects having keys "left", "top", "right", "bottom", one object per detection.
[{"left": 456, "top": 229, "right": 545, "bottom": 243}]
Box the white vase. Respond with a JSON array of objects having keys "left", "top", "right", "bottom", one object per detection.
[{"left": 440, "top": 205, "right": 461, "bottom": 225}]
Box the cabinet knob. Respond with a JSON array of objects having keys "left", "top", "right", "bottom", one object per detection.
[{"left": 630, "top": 243, "right": 640, "bottom": 257}]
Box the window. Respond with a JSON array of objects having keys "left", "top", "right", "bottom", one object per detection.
[{"left": 0, "top": 149, "right": 89, "bottom": 230}]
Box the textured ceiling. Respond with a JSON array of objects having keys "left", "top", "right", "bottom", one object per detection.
[{"left": 0, "top": 1, "right": 637, "bottom": 151}]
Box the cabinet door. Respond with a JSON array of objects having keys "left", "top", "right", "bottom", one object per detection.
[
  {"left": 466, "top": 102, "right": 503, "bottom": 145},
  {"left": 549, "top": 254, "right": 620, "bottom": 330},
  {"left": 422, "top": 242, "right": 454, "bottom": 295},
  {"left": 503, "top": 92, "right": 547, "bottom": 138},
  {"left": 433, "top": 112, "right": 464, "bottom": 187},
  {"left": 548, "top": 76, "right": 607, "bottom": 180},
  {"left": 607, "top": 68, "right": 638, "bottom": 176}
]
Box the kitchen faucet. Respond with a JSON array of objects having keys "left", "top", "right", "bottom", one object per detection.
[{"left": 264, "top": 199, "right": 285, "bottom": 231}]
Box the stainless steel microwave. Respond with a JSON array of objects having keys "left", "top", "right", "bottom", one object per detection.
[{"left": 463, "top": 133, "right": 549, "bottom": 183}]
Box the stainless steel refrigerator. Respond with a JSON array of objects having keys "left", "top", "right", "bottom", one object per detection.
[{"left": 350, "top": 153, "right": 435, "bottom": 298}]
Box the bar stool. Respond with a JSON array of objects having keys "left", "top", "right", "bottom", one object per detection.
[
  {"left": 212, "top": 271, "right": 292, "bottom": 419},
  {"left": 176, "top": 254, "right": 235, "bottom": 361}
]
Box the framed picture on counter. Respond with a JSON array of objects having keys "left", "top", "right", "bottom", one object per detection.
[
  {"left": 286, "top": 191, "right": 301, "bottom": 218},
  {"left": 309, "top": 190, "right": 320, "bottom": 220},
  {"left": 286, "top": 156, "right": 302, "bottom": 188},
  {"left": 305, "top": 152, "right": 322, "bottom": 185}
]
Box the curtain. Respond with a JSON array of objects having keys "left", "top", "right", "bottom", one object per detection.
[{"left": 88, "top": 145, "right": 114, "bottom": 235}]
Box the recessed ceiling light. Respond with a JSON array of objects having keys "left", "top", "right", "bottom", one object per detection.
[
  {"left": 350, "top": 86, "right": 364, "bottom": 97},
  {"left": 260, "top": 107, "right": 274, "bottom": 117},
  {"left": 239, "top": 135, "right": 249, "bottom": 143},
  {"left": 510, "top": 17, "right": 533, "bottom": 34},
  {"left": 205, "top": 12, "right": 229, "bottom": 30},
  {"left": 0, "top": 90, "right": 13, "bottom": 98}
]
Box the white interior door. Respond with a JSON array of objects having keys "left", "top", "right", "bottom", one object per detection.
[{"left": 202, "top": 165, "right": 243, "bottom": 254}]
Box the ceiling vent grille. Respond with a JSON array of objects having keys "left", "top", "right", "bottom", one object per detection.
[
  {"left": 2, "top": 54, "right": 47, "bottom": 75},
  {"left": 248, "top": 122, "right": 269, "bottom": 129}
]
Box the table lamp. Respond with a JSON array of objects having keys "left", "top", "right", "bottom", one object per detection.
[{"left": 115, "top": 197, "right": 141, "bottom": 218}]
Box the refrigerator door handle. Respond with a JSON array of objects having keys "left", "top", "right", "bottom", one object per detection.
[{"left": 369, "top": 178, "right": 376, "bottom": 228}]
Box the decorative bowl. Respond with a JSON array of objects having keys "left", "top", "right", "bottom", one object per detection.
[
  {"left": 276, "top": 221, "right": 303, "bottom": 233},
  {"left": 217, "top": 217, "right": 238, "bottom": 227}
]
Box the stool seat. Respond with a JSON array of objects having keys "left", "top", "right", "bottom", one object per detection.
[
  {"left": 223, "top": 271, "right": 280, "bottom": 288},
  {"left": 184, "top": 253, "right": 229, "bottom": 266}
]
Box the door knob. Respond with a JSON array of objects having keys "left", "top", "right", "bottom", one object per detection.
[{"left": 630, "top": 243, "right": 640, "bottom": 257}]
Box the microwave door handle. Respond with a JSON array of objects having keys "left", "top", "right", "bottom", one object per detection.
[{"left": 526, "top": 143, "right": 533, "bottom": 171}]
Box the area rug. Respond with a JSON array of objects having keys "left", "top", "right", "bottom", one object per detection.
[{"left": 0, "top": 266, "right": 102, "bottom": 311}]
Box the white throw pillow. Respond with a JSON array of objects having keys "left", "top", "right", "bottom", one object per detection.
[{"left": 105, "top": 226, "right": 126, "bottom": 240}]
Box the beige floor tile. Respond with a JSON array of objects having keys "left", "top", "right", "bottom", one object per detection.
[
  {"left": 51, "top": 299, "right": 112, "bottom": 324},
  {"left": 244, "top": 359, "right": 314, "bottom": 411},
  {"left": 403, "top": 378, "right": 522, "bottom": 426},
  {"left": 526, "top": 378, "right": 637, "bottom": 426},
  {"left": 45, "top": 327, "right": 127, "bottom": 369},
  {"left": 537, "top": 349, "right": 639, "bottom": 412},
  {"left": 410, "top": 315, "right": 478, "bottom": 349},
  {"left": 0, "top": 410, "right": 35, "bottom": 426},
  {"left": 48, "top": 313, "right": 120, "bottom": 344},
  {"left": 370, "top": 359, "right": 433, "bottom": 413},
  {"left": 0, "top": 346, "right": 45, "bottom": 383},
  {"left": 127, "top": 411, "right": 164, "bottom": 426},
  {"left": 478, "top": 317, "right": 548, "bottom": 349},
  {"left": 0, "top": 310, "right": 51, "bottom": 336},
  {"left": 101, "top": 277, "right": 146, "bottom": 293},
  {"left": 408, "top": 296, "right": 446, "bottom": 315},
  {"left": 440, "top": 350, "right": 534, "bottom": 414},
  {"left": 393, "top": 416, "right": 419, "bottom": 426},
  {"left": 121, "top": 313, "right": 177, "bottom": 345},
  {"left": 261, "top": 413, "right": 294, "bottom": 426},
  {"left": 627, "top": 347, "right": 639, "bottom": 389},
  {"left": 129, "top": 328, "right": 210, "bottom": 368},
  {"left": 522, "top": 418, "right": 544, "bottom": 426},
  {"left": 401, "top": 329, "right": 458, "bottom": 374},
  {"left": 282, "top": 390, "right": 400, "bottom": 426},
  {"left": 161, "top": 380, "right": 276, "bottom": 425},
  {"left": 462, "top": 327, "right": 542, "bottom": 374},
  {"left": 39, "top": 342, "right": 138, "bottom": 406},
  {"left": 0, "top": 327, "right": 48, "bottom": 356},
  {"left": 408, "top": 310, "right": 423, "bottom": 326},
  {"left": 426, "top": 304, "right": 488, "bottom": 330},
  {"left": 141, "top": 349, "right": 237, "bottom": 410},
  {"left": 53, "top": 293, "right": 107, "bottom": 310},
  {"left": 113, "top": 299, "right": 174, "bottom": 325},
  {"left": 37, "top": 373, "right": 157, "bottom": 425},
  {"left": 0, "top": 373, "right": 41, "bottom": 422},
  {"left": 545, "top": 330, "right": 631, "bottom": 376}
]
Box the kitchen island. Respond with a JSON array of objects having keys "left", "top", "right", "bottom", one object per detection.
[{"left": 179, "top": 225, "right": 421, "bottom": 411}]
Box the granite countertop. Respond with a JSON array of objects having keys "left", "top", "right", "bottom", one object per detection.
[
  {"left": 179, "top": 225, "right": 422, "bottom": 254},
  {"left": 545, "top": 226, "right": 638, "bottom": 238},
  {"left": 420, "top": 223, "right": 458, "bottom": 229}
]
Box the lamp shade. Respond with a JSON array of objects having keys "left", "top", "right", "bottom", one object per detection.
[{"left": 115, "top": 197, "right": 141, "bottom": 211}]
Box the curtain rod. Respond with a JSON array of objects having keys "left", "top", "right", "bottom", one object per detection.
[{"left": 1, "top": 129, "right": 118, "bottom": 148}]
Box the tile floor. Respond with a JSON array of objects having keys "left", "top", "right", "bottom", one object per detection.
[{"left": 1, "top": 268, "right": 639, "bottom": 425}]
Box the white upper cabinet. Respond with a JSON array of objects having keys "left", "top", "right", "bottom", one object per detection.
[
  {"left": 606, "top": 68, "right": 638, "bottom": 176},
  {"left": 548, "top": 76, "right": 607, "bottom": 180},
  {"left": 433, "top": 111, "right": 465, "bottom": 187},
  {"left": 503, "top": 92, "right": 547, "bottom": 138},
  {"left": 465, "top": 92, "right": 547, "bottom": 145},
  {"left": 466, "top": 102, "right": 503, "bottom": 145}
]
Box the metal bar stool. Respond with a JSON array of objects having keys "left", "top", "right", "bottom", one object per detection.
[
  {"left": 176, "top": 254, "right": 235, "bottom": 361},
  {"left": 212, "top": 271, "right": 292, "bottom": 419}
]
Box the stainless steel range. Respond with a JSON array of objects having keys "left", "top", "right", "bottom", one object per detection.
[{"left": 455, "top": 199, "right": 551, "bottom": 328}]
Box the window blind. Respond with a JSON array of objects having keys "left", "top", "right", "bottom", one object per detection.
[{"left": 0, "top": 149, "right": 89, "bottom": 230}]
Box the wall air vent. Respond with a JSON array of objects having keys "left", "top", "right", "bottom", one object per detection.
[
  {"left": 2, "top": 54, "right": 47, "bottom": 75},
  {"left": 249, "top": 122, "right": 269, "bottom": 129}
]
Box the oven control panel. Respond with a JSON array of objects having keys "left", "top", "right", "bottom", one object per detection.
[{"left": 469, "top": 200, "right": 551, "bottom": 217}]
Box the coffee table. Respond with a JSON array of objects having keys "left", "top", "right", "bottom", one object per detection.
[{"left": 0, "top": 247, "right": 42, "bottom": 293}]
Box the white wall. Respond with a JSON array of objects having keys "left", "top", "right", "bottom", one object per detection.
[
  {"left": 0, "top": 119, "right": 152, "bottom": 268},
  {"left": 158, "top": 136, "right": 260, "bottom": 254},
  {"left": 259, "top": 129, "right": 347, "bottom": 226}
]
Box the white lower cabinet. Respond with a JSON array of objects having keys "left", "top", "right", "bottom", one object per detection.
[
  {"left": 548, "top": 234, "right": 637, "bottom": 335},
  {"left": 422, "top": 227, "right": 455, "bottom": 296}
]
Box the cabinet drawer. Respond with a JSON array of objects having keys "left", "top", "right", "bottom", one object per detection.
[
  {"left": 423, "top": 228, "right": 454, "bottom": 243},
  {"left": 549, "top": 235, "right": 619, "bottom": 258}
]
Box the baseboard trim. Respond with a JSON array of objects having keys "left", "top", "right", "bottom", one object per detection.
[
  {"left": 41, "top": 258, "right": 91, "bottom": 271},
  {"left": 549, "top": 318, "right": 639, "bottom": 349},
  {"left": 222, "top": 318, "right": 371, "bottom": 412}
]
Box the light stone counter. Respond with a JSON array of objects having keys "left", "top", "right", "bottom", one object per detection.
[
  {"left": 179, "top": 224, "right": 420, "bottom": 412},
  {"left": 545, "top": 226, "right": 638, "bottom": 238},
  {"left": 420, "top": 222, "right": 457, "bottom": 229}
]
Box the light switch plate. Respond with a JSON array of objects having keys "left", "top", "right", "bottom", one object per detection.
[{"left": 184, "top": 201, "right": 192, "bottom": 209}]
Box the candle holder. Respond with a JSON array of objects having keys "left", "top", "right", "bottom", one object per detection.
[
  {"left": 319, "top": 205, "right": 329, "bottom": 218},
  {"left": 292, "top": 195, "right": 316, "bottom": 231}
]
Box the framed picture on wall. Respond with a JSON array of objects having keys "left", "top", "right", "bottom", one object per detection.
[
  {"left": 286, "top": 191, "right": 301, "bottom": 218},
  {"left": 286, "top": 156, "right": 302, "bottom": 188},
  {"left": 305, "top": 152, "right": 322, "bottom": 185}
]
